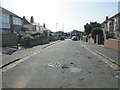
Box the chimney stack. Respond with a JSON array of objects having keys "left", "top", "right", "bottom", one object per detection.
[{"left": 30, "top": 16, "right": 34, "bottom": 23}]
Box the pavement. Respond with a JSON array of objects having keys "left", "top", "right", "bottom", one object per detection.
[
  {"left": 1, "top": 40, "right": 59, "bottom": 68},
  {"left": 1, "top": 40, "right": 119, "bottom": 69},
  {"left": 80, "top": 41, "right": 119, "bottom": 65}
]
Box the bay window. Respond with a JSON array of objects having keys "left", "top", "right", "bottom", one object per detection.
[{"left": 13, "top": 17, "right": 22, "bottom": 25}]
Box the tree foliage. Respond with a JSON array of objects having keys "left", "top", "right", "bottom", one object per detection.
[
  {"left": 91, "top": 27, "right": 103, "bottom": 37},
  {"left": 84, "top": 22, "right": 101, "bottom": 35},
  {"left": 84, "top": 23, "right": 92, "bottom": 35}
]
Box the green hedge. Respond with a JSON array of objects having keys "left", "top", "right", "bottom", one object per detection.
[{"left": 19, "top": 31, "right": 48, "bottom": 47}]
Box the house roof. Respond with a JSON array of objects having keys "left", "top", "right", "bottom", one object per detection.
[
  {"left": 1, "top": 7, "right": 22, "bottom": 19},
  {"left": 102, "top": 12, "right": 120, "bottom": 24},
  {"left": 23, "top": 18, "right": 31, "bottom": 25},
  {"left": 109, "top": 12, "right": 120, "bottom": 19},
  {"left": 1, "top": 7, "right": 32, "bottom": 25}
]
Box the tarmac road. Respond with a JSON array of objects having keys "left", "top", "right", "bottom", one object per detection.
[{"left": 2, "top": 39, "right": 118, "bottom": 88}]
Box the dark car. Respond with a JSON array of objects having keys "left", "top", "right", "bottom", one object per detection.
[
  {"left": 59, "top": 36, "right": 65, "bottom": 40},
  {"left": 71, "top": 36, "right": 78, "bottom": 41}
]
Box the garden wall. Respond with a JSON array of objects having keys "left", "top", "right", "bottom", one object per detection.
[
  {"left": 1, "top": 33, "right": 18, "bottom": 47},
  {"left": 104, "top": 39, "right": 120, "bottom": 51},
  {"left": 23, "top": 36, "right": 50, "bottom": 48},
  {"left": 88, "top": 37, "right": 94, "bottom": 44}
]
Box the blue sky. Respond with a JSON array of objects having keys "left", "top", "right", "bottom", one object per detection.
[{"left": 1, "top": 0, "right": 119, "bottom": 32}]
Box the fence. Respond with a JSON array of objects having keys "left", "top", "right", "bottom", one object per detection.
[{"left": 1, "top": 33, "right": 18, "bottom": 47}]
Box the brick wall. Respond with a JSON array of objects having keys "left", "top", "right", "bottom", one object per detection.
[
  {"left": 22, "top": 37, "right": 50, "bottom": 48},
  {"left": 104, "top": 39, "right": 120, "bottom": 51},
  {"left": 88, "top": 37, "right": 94, "bottom": 44}
]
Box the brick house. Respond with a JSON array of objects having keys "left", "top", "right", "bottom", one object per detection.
[{"left": 23, "top": 16, "right": 42, "bottom": 32}]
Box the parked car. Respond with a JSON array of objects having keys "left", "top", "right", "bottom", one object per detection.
[
  {"left": 71, "top": 36, "right": 78, "bottom": 41},
  {"left": 59, "top": 36, "right": 65, "bottom": 40}
]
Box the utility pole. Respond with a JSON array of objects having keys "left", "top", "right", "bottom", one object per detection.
[
  {"left": 62, "top": 24, "right": 64, "bottom": 32},
  {"left": 56, "top": 23, "right": 58, "bottom": 32}
]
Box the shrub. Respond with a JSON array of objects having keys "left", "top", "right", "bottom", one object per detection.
[
  {"left": 91, "top": 27, "right": 103, "bottom": 37},
  {"left": 20, "top": 32, "right": 33, "bottom": 40},
  {"left": 19, "top": 31, "right": 48, "bottom": 47},
  {"left": 30, "top": 32, "right": 42, "bottom": 37},
  {"left": 43, "top": 30, "right": 48, "bottom": 36}
]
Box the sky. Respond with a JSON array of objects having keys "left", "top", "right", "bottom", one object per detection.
[{"left": 0, "top": 0, "right": 119, "bottom": 32}]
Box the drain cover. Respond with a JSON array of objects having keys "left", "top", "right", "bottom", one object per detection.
[{"left": 48, "top": 62, "right": 61, "bottom": 67}]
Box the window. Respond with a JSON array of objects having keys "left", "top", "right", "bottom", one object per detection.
[
  {"left": 13, "top": 17, "right": 22, "bottom": 25},
  {"left": 118, "top": 18, "right": 120, "bottom": 25},
  {"left": 2, "top": 14, "right": 9, "bottom": 23},
  {"left": 1, "top": 14, "right": 10, "bottom": 29},
  {"left": 111, "top": 19, "right": 114, "bottom": 25}
]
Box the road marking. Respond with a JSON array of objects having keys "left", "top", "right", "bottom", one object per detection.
[
  {"left": 81, "top": 44, "right": 119, "bottom": 70},
  {"left": 48, "top": 62, "right": 61, "bottom": 67}
]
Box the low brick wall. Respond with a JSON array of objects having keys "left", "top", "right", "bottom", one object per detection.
[
  {"left": 104, "top": 39, "right": 120, "bottom": 51},
  {"left": 29, "top": 37, "right": 49, "bottom": 47},
  {"left": 23, "top": 37, "right": 50, "bottom": 48},
  {"left": 0, "top": 33, "right": 18, "bottom": 47},
  {"left": 88, "top": 37, "right": 94, "bottom": 44}
]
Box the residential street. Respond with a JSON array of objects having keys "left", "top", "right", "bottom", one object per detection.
[{"left": 2, "top": 39, "right": 119, "bottom": 88}]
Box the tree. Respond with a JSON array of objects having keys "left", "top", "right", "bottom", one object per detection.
[
  {"left": 91, "top": 27, "right": 103, "bottom": 37},
  {"left": 90, "top": 22, "right": 101, "bottom": 28},
  {"left": 91, "top": 27, "right": 103, "bottom": 44},
  {"left": 84, "top": 22, "right": 101, "bottom": 35},
  {"left": 84, "top": 23, "right": 92, "bottom": 35}
]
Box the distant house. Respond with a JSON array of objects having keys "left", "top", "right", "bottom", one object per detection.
[
  {"left": 23, "top": 16, "right": 50, "bottom": 33},
  {"left": 22, "top": 16, "right": 40, "bottom": 32},
  {"left": 55, "top": 31, "right": 64, "bottom": 37},
  {"left": 0, "top": 7, "right": 23, "bottom": 34},
  {"left": 23, "top": 23, "right": 41, "bottom": 32},
  {"left": 70, "top": 30, "right": 83, "bottom": 39}
]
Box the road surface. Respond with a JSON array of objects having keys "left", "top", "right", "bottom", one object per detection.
[{"left": 2, "top": 39, "right": 118, "bottom": 88}]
